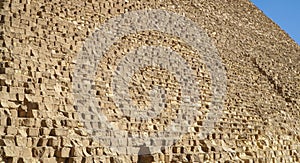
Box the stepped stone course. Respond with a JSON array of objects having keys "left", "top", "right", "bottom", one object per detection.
[{"left": 0, "top": 0, "right": 299, "bottom": 162}]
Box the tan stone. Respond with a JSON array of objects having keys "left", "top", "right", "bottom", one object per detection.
[
  {"left": 0, "top": 101, "right": 20, "bottom": 108},
  {"left": 16, "top": 135, "right": 27, "bottom": 147},
  {"left": 27, "top": 128, "right": 39, "bottom": 137},
  {"left": 70, "top": 157, "right": 83, "bottom": 163},
  {"left": 6, "top": 126, "right": 18, "bottom": 135},
  {"left": 0, "top": 0, "right": 299, "bottom": 162},
  {"left": 56, "top": 147, "right": 71, "bottom": 158},
  {"left": 3, "top": 135, "right": 15, "bottom": 146},
  {"left": 20, "top": 147, "right": 32, "bottom": 157},
  {"left": 39, "top": 157, "right": 56, "bottom": 163},
  {"left": 50, "top": 128, "right": 68, "bottom": 136},
  {"left": 70, "top": 146, "right": 83, "bottom": 157},
  {"left": 3, "top": 146, "right": 20, "bottom": 157}
]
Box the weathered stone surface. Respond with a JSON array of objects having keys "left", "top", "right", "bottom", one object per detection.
[
  {"left": 5, "top": 126, "right": 17, "bottom": 135},
  {"left": 27, "top": 128, "right": 39, "bottom": 137},
  {"left": 55, "top": 147, "right": 71, "bottom": 158},
  {"left": 3, "top": 146, "right": 20, "bottom": 157},
  {"left": 0, "top": 0, "right": 299, "bottom": 162}
]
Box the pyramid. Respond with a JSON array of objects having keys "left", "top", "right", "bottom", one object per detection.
[{"left": 0, "top": 0, "right": 299, "bottom": 162}]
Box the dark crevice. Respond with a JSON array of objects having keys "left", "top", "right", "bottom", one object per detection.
[
  {"left": 137, "top": 145, "right": 154, "bottom": 163},
  {"left": 251, "top": 58, "right": 292, "bottom": 104}
]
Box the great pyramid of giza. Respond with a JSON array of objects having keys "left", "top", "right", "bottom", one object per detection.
[{"left": 0, "top": 0, "right": 299, "bottom": 162}]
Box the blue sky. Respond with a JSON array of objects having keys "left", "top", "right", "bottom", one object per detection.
[{"left": 251, "top": 0, "right": 300, "bottom": 45}]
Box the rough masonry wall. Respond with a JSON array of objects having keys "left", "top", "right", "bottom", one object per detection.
[{"left": 0, "top": 0, "right": 299, "bottom": 162}]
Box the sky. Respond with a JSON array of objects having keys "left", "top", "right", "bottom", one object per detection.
[{"left": 251, "top": 0, "right": 300, "bottom": 45}]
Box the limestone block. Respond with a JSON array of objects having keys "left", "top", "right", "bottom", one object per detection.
[
  {"left": 41, "top": 119, "right": 53, "bottom": 128},
  {"left": 68, "top": 157, "right": 82, "bottom": 163},
  {"left": 3, "top": 135, "right": 15, "bottom": 146},
  {"left": 6, "top": 126, "right": 17, "bottom": 135},
  {"left": 27, "top": 128, "right": 39, "bottom": 137},
  {"left": 18, "top": 118, "right": 35, "bottom": 127},
  {"left": 39, "top": 158, "right": 56, "bottom": 163},
  {"left": 61, "top": 137, "right": 72, "bottom": 147},
  {"left": 0, "top": 91, "right": 10, "bottom": 100},
  {"left": 50, "top": 128, "right": 68, "bottom": 136},
  {"left": 17, "top": 158, "right": 38, "bottom": 163},
  {"left": 37, "top": 138, "right": 48, "bottom": 147},
  {"left": 3, "top": 146, "right": 20, "bottom": 157},
  {"left": 15, "top": 135, "right": 27, "bottom": 147},
  {"left": 56, "top": 147, "right": 71, "bottom": 158},
  {"left": 70, "top": 146, "right": 83, "bottom": 157},
  {"left": 31, "top": 137, "right": 40, "bottom": 147},
  {"left": 20, "top": 147, "right": 32, "bottom": 157},
  {"left": 82, "top": 157, "right": 93, "bottom": 163},
  {"left": 0, "top": 101, "right": 20, "bottom": 108},
  {"left": 9, "top": 109, "right": 17, "bottom": 117},
  {"left": 0, "top": 126, "right": 5, "bottom": 136},
  {"left": 47, "top": 137, "right": 60, "bottom": 147},
  {"left": 39, "top": 127, "right": 51, "bottom": 136},
  {"left": 32, "top": 147, "right": 55, "bottom": 158}
]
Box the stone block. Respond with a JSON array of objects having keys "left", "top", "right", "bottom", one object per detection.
[
  {"left": 6, "top": 126, "right": 17, "bottom": 135},
  {"left": 39, "top": 157, "right": 57, "bottom": 163},
  {"left": 39, "top": 127, "right": 51, "bottom": 135},
  {"left": 27, "top": 128, "right": 39, "bottom": 137},
  {"left": 15, "top": 135, "right": 27, "bottom": 147},
  {"left": 56, "top": 147, "right": 71, "bottom": 158},
  {"left": 17, "top": 158, "right": 38, "bottom": 163},
  {"left": 3, "top": 135, "right": 15, "bottom": 146},
  {"left": 68, "top": 157, "right": 82, "bottom": 163},
  {"left": 70, "top": 146, "right": 83, "bottom": 157},
  {"left": 20, "top": 147, "right": 32, "bottom": 157},
  {"left": 47, "top": 137, "right": 60, "bottom": 147},
  {"left": 37, "top": 138, "right": 48, "bottom": 147},
  {"left": 3, "top": 146, "right": 20, "bottom": 157},
  {"left": 50, "top": 128, "right": 68, "bottom": 136},
  {"left": 61, "top": 137, "right": 72, "bottom": 147}
]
